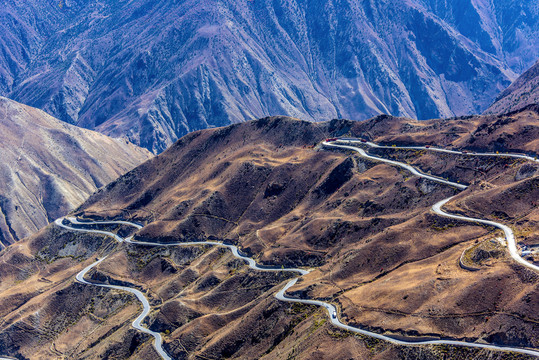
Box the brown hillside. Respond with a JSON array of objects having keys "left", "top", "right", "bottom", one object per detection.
[{"left": 0, "top": 112, "right": 537, "bottom": 359}]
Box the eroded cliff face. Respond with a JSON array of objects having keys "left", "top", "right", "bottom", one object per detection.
[
  {"left": 1, "top": 0, "right": 537, "bottom": 152},
  {"left": 485, "top": 60, "right": 539, "bottom": 115},
  {"left": 0, "top": 97, "right": 153, "bottom": 246}
]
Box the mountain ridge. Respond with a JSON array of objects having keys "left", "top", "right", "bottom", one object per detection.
[
  {"left": 0, "top": 96, "right": 153, "bottom": 245},
  {"left": 1, "top": 0, "right": 537, "bottom": 152},
  {"left": 485, "top": 60, "right": 539, "bottom": 115}
]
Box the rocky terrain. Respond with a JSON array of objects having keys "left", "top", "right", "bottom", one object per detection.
[
  {"left": 1, "top": 0, "right": 537, "bottom": 152},
  {"left": 0, "top": 110, "right": 537, "bottom": 359},
  {"left": 0, "top": 96, "right": 153, "bottom": 246},
  {"left": 485, "top": 60, "right": 539, "bottom": 115}
]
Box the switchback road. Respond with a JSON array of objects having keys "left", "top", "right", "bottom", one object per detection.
[
  {"left": 50, "top": 139, "right": 539, "bottom": 359},
  {"left": 324, "top": 139, "right": 539, "bottom": 272}
]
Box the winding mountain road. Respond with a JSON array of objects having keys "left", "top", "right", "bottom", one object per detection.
[
  {"left": 324, "top": 139, "right": 539, "bottom": 272},
  {"left": 433, "top": 197, "right": 539, "bottom": 272},
  {"left": 76, "top": 256, "right": 172, "bottom": 360},
  {"left": 323, "top": 141, "right": 467, "bottom": 190},
  {"left": 54, "top": 218, "right": 172, "bottom": 360},
  {"left": 54, "top": 217, "right": 307, "bottom": 360},
  {"left": 51, "top": 139, "right": 539, "bottom": 359},
  {"left": 348, "top": 139, "right": 538, "bottom": 163}
]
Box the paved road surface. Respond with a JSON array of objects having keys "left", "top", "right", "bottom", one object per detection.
[
  {"left": 47, "top": 139, "right": 539, "bottom": 359},
  {"left": 324, "top": 139, "right": 539, "bottom": 272},
  {"left": 323, "top": 141, "right": 467, "bottom": 189}
]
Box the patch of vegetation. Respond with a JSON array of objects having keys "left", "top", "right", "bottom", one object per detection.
[
  {"left": 287, "top": 302, "right": 318, "bottom": 316},
  {"left": 394, "top": 343, "right": 537, "bottom": 360},
  {"left": 327, "top": 328, "right": 356, "bottom": 340},
  {"left": 127, "top": 245, "right": 171, "bottom": 270},
  {"left": 309, "top": 313, "right": 326, "bottom": 334},
  {"left": 34, "top": 228, "right": 111, "bottom": 263},
  {"left": 461, "top": 239, "right": 504, "bottom": 268},
  {"left": 264, "top": 303, "right": 318, "bottom": 355},
  {"left": 430, "top": 223, "right": 456, "bottom": 232}
]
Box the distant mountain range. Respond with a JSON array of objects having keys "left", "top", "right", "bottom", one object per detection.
[
  {"left": 0, "top": 97, "right": 152, "bottom": 246},
  {"left": 1, "top": 0, "right": 537, "bottom": 152}
]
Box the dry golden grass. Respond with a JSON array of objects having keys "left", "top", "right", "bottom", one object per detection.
[{"left": 0, "top": 113, "right": 538, "bottom": 359}]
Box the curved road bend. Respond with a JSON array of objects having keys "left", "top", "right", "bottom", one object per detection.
[
  {"left": 323, "top": 139, "right": 539, "bottom": 273},
  {"left": 343, "top": 139, "right": 539, "bottom": 164},
  {"left": 54, "top": 218, "right": 126, "bottom": 243},
  {"left": 76, "top": 257, "right": 172, "bottom": 360},
  {"left": 51, "top": 139, "right": 539, "bottom": 359},
  {"left": 322, "top": 142, "right": 467, "bottom": 190},
  {"left": 67, "top": 216, "right": 143, "bottom": 229},
  {"left": 432, "top": 197, "right": 539, "bottom": 272},
  {"left": 56, "top": 214, "right": 539, "bottom": 358}
]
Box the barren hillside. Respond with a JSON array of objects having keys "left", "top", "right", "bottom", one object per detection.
[
  {"left": 0, "top": 111, "right": 537, "bottom": 359},
  {"left": 485, "top": 60, "right": 539, "bottom": 115},
  {"left": 0, "top": 97, "right": 153, "bottom": 245}
]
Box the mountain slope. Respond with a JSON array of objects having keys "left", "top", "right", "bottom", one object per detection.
[
  {"left": 75, "top": 112, "right": 538, "bottom": 355},
  {"left": 0, "top": 111, "right": 538, "bottom": 359},
  {"left": 1, "top": 0, "right": 537, "bottom": 152},
  {"left": 0, "top": 96, "right": 153, "bottom": 246},
  {"left": 485, "top": 60, "right": 539, "bottom": 115}
]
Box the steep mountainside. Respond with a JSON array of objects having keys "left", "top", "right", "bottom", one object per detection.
[
  {"left": 485, "top": 60, "right": 539, "bottom": 115},
  {"left": 0, "top": 96, "right": 153, "bottom": 246},
  {"left": 0, "top": 111, "right": 537, "bottom": 359},
  {"left": 1, "top": 0, "right": 537, "bottom": 152}
]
